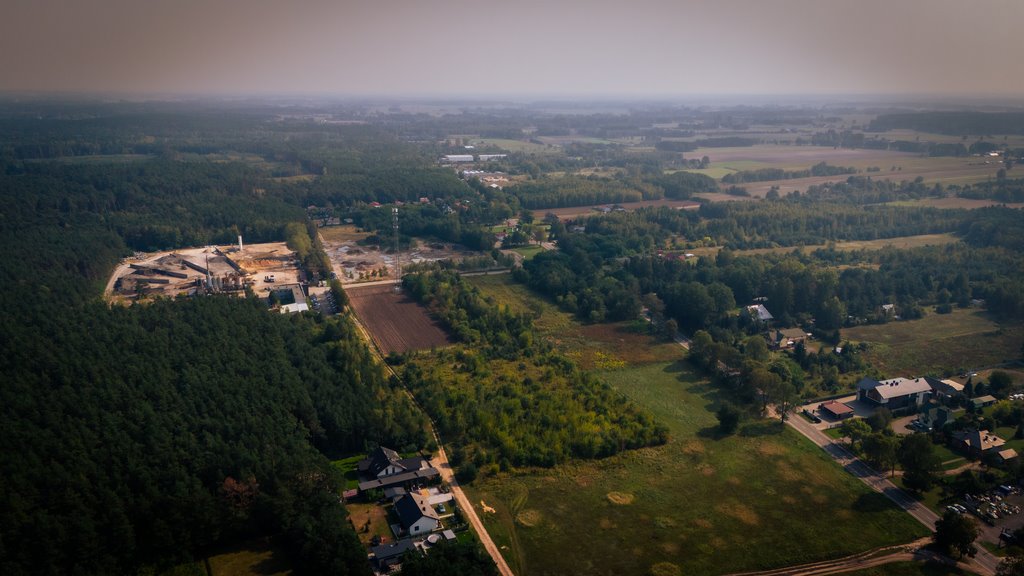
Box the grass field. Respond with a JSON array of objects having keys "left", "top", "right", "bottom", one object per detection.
[
  {"left": 199, "top": 540, "right": 292, "bottom": 576},
  {"left": 318, "top": 225, "right": 371, "bottom": 243},
  {"left": 470, "top": 138, "right": 558, "bottom": 155},
  {"left": 512, "top": 245, "right": 544, "bottom": 260},
  {"left": 330, "top": 454, "right": 363, "bottom": 490},
  {"left": 674, "top": 167, "right": 737, "bottom": 179},
  {"left": 464, "top": 361, "right": 928, "bottom": 576},
  {"left": 347, "top": 502, "right": 393, "bottom": 547},
  {"left": 685, "top": 233, "right": 962, "bottom": 258},
  {"left": 466, "top": 274, "right": 681, "bottom": 369},
  {"left": 841, "top": 308, "right": 1023, "bottom": 377}
]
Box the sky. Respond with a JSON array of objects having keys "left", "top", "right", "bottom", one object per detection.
[{"left": 1, "top": 0, "right": 1021, "bottom": 98}]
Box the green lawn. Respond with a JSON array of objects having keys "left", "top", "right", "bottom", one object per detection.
[
  {"left": 330, "top": 454, "right": 363, "bottom": 490},
  {"left": 841, "top": 309, "right": 1023, "bottom": 377},
  {"left": 512, "top": 245, "right": 544, "bottom": 260},
  {"left": 464, "top": 361, "right": 928, "bottom": 576}
]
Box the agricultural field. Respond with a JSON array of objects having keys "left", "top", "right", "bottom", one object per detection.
[
  {"left": 464, "top": 361, "right": 928, "bottom": 576},
  {"left": 841, "top": 308, "right": 1024, "bottom": 377},
  {"left": 689, "top": 145, "right": 921, "bottom": 171},
  {"left": 678, "top": 144, "right": 1005, "bottom": 196},
  {"left": 346, "top": 284, "right": 452, "bottom": 354},
  {"left": 466, "top": 274, "right": 681, "bottom": 369}
]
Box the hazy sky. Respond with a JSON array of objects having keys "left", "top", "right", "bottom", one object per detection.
[{"left": 2, "top": 0, "right": 1020, "bottom": 97}]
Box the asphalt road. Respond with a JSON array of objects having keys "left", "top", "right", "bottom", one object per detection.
[{"left": 786, "top": 414, "right": 999, "bottom": 576}]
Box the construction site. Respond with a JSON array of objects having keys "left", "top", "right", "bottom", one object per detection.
[
  {"left": 319, "top": 225, "right": 472, "bottom": 286},
  {"left": 105, "top": 239, "right": 308, "bottom": 310}
]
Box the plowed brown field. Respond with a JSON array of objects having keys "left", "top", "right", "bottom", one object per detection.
[{"left": 347, "top": 284, "right": 452, "bottom": 354}]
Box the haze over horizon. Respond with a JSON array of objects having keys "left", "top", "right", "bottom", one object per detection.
[{"left": 2, "top": 0, "right": 1021, "bottom": 99}]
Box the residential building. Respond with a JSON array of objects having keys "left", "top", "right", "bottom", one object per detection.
[
  {"left": 972, "top": 395, "right": 998, "bottom": 410},
  {"left": 394, "top": 492, "right": 440, "bottom": 536},
  {"left": 819, "top": 400, "right": 854, "bottom": 420},
  {"left": 957, "top": 429, "right": 1007, "bottom": 458},
  {"left": 857, "top": 377, "right": 932, "bottom": 412},
  {"left": 743, "top": 304, "right": 773, "bottom": 326},
  {"left": 356, "top": 446, "right": 440, "bottom": 493},
  {"left": 997, "top": 449, "right": 1019, "bottom": 464},
  {"left": 369, "top": 538, "right": 417, "bottom": 571},
  {"left": 774, "top": 328, "right": 808, "bottom": 349},
  {"left": 928, "top": 378, "right": 965, "bottom": 399}
]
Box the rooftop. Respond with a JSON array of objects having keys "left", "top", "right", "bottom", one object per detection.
[
  {"left": 864, "top": 377, "right": 933, "bottom": 399},
  {"left": 820, "top": 400, "right": 854, "bottom": 416}
]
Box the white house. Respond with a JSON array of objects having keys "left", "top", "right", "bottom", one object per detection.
[{"left": 394, "top": 492, "right": 440, "bottom": 535}]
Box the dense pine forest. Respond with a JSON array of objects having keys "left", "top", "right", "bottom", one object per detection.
[{"left": 0, "top": 103, "right": 439, "bottom": 575}]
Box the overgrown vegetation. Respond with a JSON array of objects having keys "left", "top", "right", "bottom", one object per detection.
[{"left": 400, "top": 268, "right": 667, "bottom": 471}]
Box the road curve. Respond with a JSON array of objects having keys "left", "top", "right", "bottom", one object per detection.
[{"left": 786, "top": 414, "right": 999, "bottom": 576}]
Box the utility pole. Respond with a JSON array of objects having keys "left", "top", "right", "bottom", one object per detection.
[{"left": 393, "top": 207, "right": 401, "bottom": 292}]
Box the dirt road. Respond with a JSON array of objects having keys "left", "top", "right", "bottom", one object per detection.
[
  {"left": 345, "top": 304, "right": 515, "bottom": 576},
  {"left": 724, "top": 537, "right": 951, "bottom": 576}
]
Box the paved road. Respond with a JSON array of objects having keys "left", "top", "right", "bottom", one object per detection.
[{"left": 786, "top": 414, "right": 999, "bottom": 576}]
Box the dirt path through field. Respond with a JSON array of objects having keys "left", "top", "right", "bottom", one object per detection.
[{"left": 723, "top": 538, "right": 950, "bottom": 576}]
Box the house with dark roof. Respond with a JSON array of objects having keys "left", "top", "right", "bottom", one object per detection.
[
  {"left": 394, "top": 492, "right": 440, "bottom": 536},
  {"left": 356, "top": 446, "right": 440, "bottom": 494},
  {"left": 369, "top": 538, "right": 418, "bottom": 571},
  {"left": 857, "top": 377, "right": 931, "bottom": 412}
]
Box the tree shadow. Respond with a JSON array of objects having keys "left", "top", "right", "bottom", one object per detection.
[
  {"left": 853, "top": 491, "right": 900, "bottom": 514},
  {"left": 697, "top": 425, "right": 729, "bottom": 440},
  {"left": 662, "top": 361, "right": 688, "bottom": 375},
  {"left": 739, "top": 420, "right": 784, "bottom": 437}
]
